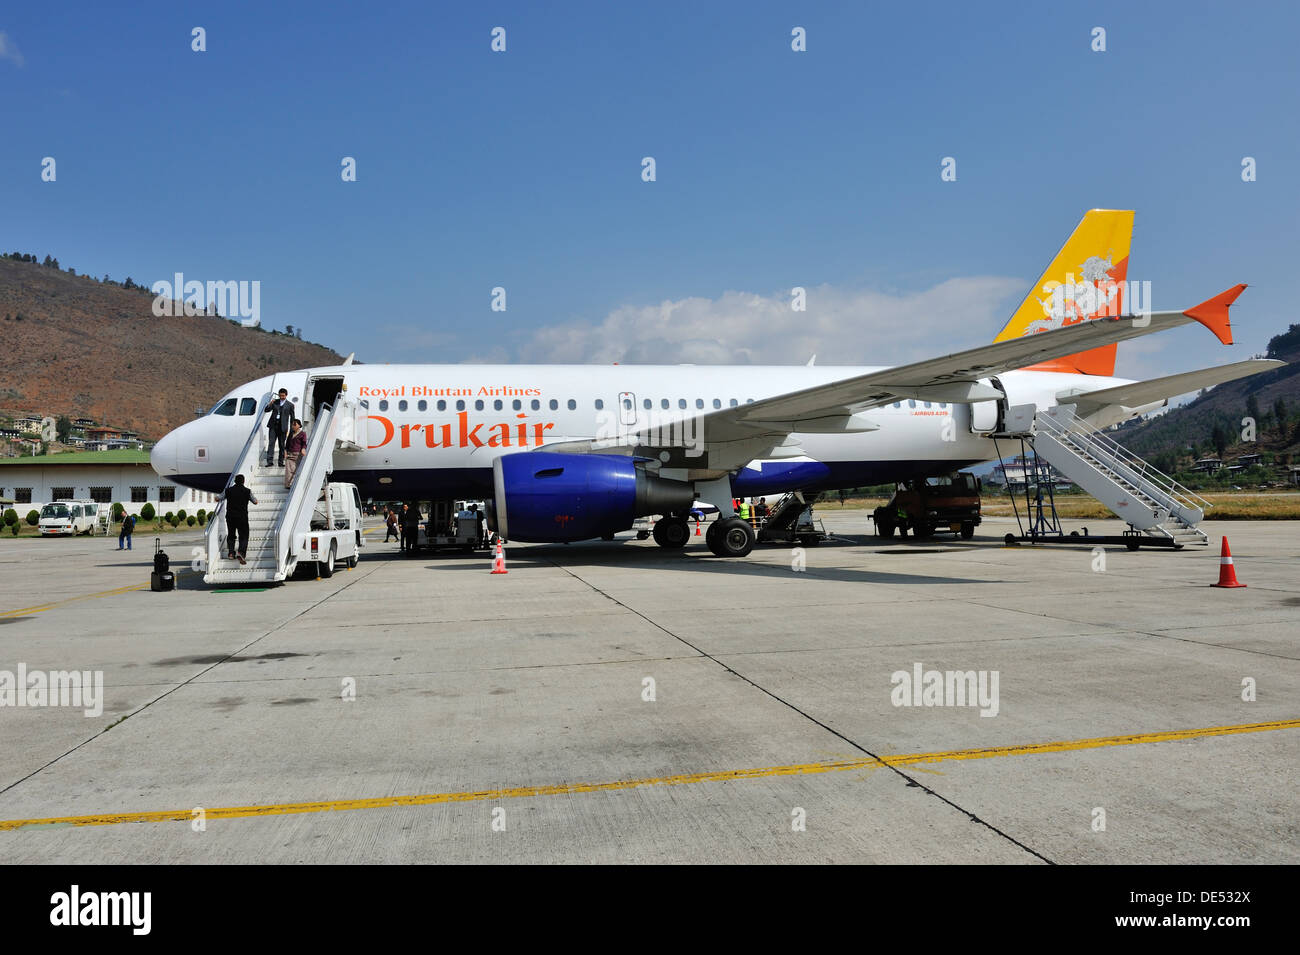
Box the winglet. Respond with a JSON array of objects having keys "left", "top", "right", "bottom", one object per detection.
[{"left": 1183, "top": 284, "right": 1246, "bottom": 345}]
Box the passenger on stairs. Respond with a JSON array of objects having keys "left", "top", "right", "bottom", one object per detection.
[
  {"left": 219, "top": 474, "right": 259, "bottom": 565},
  {"left": 284, "top": 419, "right": 307, "bottom": 489},
  {"left": 264, "top": 388, "right": 294, "bottom": 467}
]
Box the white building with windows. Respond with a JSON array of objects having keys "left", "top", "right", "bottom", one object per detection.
[{"left": 0, "top": 450, "right": 218, "bottom": 515}]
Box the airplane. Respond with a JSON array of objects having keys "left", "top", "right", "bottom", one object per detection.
[{"left": 151, "top": 209, "right": 1283, "bottom": 558}]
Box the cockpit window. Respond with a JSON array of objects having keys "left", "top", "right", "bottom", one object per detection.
[
  {"left": 211, "top": 398, "right": 237, "bottom": 416},
  {"left": 239, "top": 398, "right": 257, "bottom": 415}
]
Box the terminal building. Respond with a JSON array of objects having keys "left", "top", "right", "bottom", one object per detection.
[{"left": 0, "top": 450, "right": 218, "bottom": 514}]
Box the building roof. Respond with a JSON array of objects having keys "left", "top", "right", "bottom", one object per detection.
[{"left": 0, "top": 449, "right": 152, "bottom": 467}]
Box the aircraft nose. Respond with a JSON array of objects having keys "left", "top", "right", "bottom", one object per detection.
[{"left": 151, "top": 430, "right": 177, "bottom": 476}]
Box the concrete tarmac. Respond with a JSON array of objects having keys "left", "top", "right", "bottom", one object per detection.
[{"left": 0, "top": 512, "right": 1296, "bottom": 863}]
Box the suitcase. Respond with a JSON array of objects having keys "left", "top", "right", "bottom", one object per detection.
[
  {"left": 151, "top": 571, "right": 175, "bottom": 592},
  {"left": 153, "top": 538, "right": 170, "bottom": 575}
]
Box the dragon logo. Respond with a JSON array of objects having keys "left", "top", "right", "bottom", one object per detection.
[{"left": 1029, "top": 252, "right": 1123, "bottom": 333}]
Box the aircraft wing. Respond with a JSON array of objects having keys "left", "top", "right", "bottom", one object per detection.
[{"left": 541, "top": 285, "right": 1248, "bottom": 467}]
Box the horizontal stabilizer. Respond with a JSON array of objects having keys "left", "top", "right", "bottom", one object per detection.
[{"left": 1063, "top": 358, "right": 1283, "bottom": 412}]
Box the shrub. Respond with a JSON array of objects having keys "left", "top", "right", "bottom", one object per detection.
[
  {"left": 140, "top": 502, "right": 155, "bottom": 522},
  {"left": 176, "top": 509, "right": 187, "bottom": 522},
  {"left": 186, "top": 515, "right": 196, "bottom": 527},
  {"left": 196, "top": 509, "right": 206, "bottom": 526},
  {"left": 9, "top": 523, "right": 17, "bottom": 537},
  {"left": 25, "top": 510, "right": 39, "bottom": 526},
  {"left": 111, "top": 502, "right": 125, "bottom": 521},
  {"left": 164, "top": 511, "right": 174, "bottom": 524},
  {"left": 2, "top": 508, "right": 16, "bottom": 526}
]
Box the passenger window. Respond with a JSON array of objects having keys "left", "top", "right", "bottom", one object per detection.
[
  {"left": 567, "top": 399, "right": 576, "bottom": 410},
  {"left": 418, "top": 400, "right": 427, "bottom": 411},
  {"left": 594, "top": 399, "right": 603, "bottom": 410},
  {"left": 696, "top": 398, "right": 704, "bottom": 409},
  {"left": 531, "top": 399, "right": 541, "bottom": 410},
  {"left": 456, "top": 400, "right": 465, "bottom": 411},
  {"left": 745, "top": 398, "right": 754, "bottom": 404},
  {"left": 212, "top": 398, "right": 237, "bottom": 416},
  {"left": 729, "top": 398, "right": 738, "bottom": 407},
  {"left": 437, "top": 400, "right": 446, "bottom": 411},
  {"left": 923, "top": 401, "right": 931, "bottom": 408},
  {"left": 622, "top": 399, "right": 632, "bottom": 411},
  {"left": 512, "top": 399, "right": 522, "bottom": 411},
  {"left": 893, "top": 402, "right": 901, "bottom": 409},
  {"left": 643, "top": 398, "right": 652, "bottom": 410},
  {"left": 238, "top": 398, "right": 256, "bottom": 415},
  {"left": 399, "top": 400, "right": 408, "bottom": 411},
  {"left": 493, "top": 399, "right": 503, "bottom": 411},
  {"left": 678, "top": 399, "right": 687, "bottom": 409},
  {"left": 379, "top": 400, "right": 389, "bottom": 412},
  {"left": 661, "top": 398, "right": 669, "bottom": 409},
  {"left": 908, "top": 400, "right": 916, "bottom": 408},
  {"left": 475, "top": 400, "right": 484, "bottom": 411},
  {"left": 549, "top": 399, "right": 559, "bottom": 411},
  {"left": 712, "top": 398, "right": 721, "bottom": 409}
]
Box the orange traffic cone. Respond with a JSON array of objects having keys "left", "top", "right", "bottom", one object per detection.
[
  {"left": 1210, "top": 537, "right": 1246, "bottom": 588},
  {"left": 490, "top": 540, "right": 508, "bottom": 575},
  {"left": 695, "top": 519, "right": 701, "bottom": 536}
]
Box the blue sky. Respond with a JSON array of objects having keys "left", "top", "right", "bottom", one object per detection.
[{"left": 2, "top": 1, "right": 1297, "bottom": 379}]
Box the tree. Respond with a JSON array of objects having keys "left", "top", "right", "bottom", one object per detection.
[
  {"left": 186, "top": 515, "right": 197, "bottom": 527},
  {"left": 140, "top": 502, "right": 155, "bottom": 522},
  {"left": 196, "top": 509, "right": 207, "bottom": 526},
  {"left": 1246, "top": 394, "right": 1262, "bottom": 426},
  {"left": 1275, "top": 397, "right": 1288, "bottom": 428},
  {"left": 8, "top": 523, "right": 17, "bottom": 537},
  {"left": 2, "top": 508, "right": 16, "bottom": 526},
  {"left": 285, "top": 325, "right": 294, "bottom": 337},
  {"left": 56, "top": 415, "right": 71, "bottom": 443},
  {"left": 1211, "top": 423, "right": 1230, "bottom": 459},
  {"left": 25, "top": 510, "right": 39, "bottom": 526},
  {"left": 176, "top": 509, "right": 187, "bottom": 523},
  {"left": 42, "top": 254, "right": 52, "bottom": 267},
  {"left": 111, "top": 502, "right": 125, "bottom": 521}
]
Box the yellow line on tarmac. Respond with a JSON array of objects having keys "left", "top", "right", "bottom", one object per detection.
[
  {"left": 1, "top": 718, "right": 1295, "bottom": 832},
  {"left": 0, "top": 580, "right": 150, "bottom": 618}
]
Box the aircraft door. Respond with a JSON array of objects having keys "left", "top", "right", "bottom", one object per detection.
[
  {"left": 618, "top": 392, "right": 638, "bottom": 427},
  {"left": 968, "top": 376, "right": 1008, "bottom": 434}
]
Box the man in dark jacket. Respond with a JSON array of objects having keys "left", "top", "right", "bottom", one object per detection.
[
  {"left": 117, "top": 511, "right": 136, "bottom": 550},
  {"left": 219, "top": 474, "right": 259, "bottom": 564},
  {"left": 264, "top": 388, "right": 295, "bottom": 467}
]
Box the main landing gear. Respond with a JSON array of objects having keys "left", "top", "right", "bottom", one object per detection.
[
  {"left": 705, "top": 517, "right": 756, "bottom": 558},
  {"left": 651, "top": 516, "right": 690, "bottom": 548}
]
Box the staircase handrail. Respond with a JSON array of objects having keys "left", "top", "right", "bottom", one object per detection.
[
  {"left": 206, "top": 410, "right": 267, "bottom": 569},
  {"left": 273, "top": 402, "right": 340, "bottom": 574}
]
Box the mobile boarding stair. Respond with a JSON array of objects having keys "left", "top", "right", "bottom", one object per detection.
[
  {"left": 203, "top": 385, "right": 364, "bottom": 585},
  {"left": 996, "top": 403, "right": 1211, "bottom": 550},
  {"left": 755, "top": 491, "right": 831, "bottom": 545}
]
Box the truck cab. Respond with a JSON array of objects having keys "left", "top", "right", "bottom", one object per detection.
[{"left": 299, "top": 482, "right": 364, "bottom": 576}]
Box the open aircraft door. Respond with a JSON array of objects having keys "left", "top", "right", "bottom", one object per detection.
[{"left": 966, "top": 376, "right": 1007, "bottom": 435}]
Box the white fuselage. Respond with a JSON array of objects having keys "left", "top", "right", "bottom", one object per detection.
[{"left": 151, "top": 363, "right": 1146, "bottom": 500}]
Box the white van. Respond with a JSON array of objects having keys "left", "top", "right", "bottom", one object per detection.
[
  {"left": 38, "top": 501, "right": 100, "bottom": 536},
  {"left": 300, "top": 482, "right": 365, "bottom": 576}
]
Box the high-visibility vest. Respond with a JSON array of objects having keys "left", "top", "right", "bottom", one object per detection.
[{"left": 739, "top": 502, "right": 751, "bottom": 519}]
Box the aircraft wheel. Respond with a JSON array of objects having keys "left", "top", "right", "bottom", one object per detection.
[
  {"left": 709, "top": 517, "right": 755, "bottom": 558},
  {"left": 652, "top": 517, "right": 689, "bottom": 548}
]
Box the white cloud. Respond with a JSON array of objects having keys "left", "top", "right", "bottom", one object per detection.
[
  {"left": 479, "top": 277, "right": 1026, "bottom": 367},
  {"left": 0, "top": 32, "right": 25, "bottom": 68}
]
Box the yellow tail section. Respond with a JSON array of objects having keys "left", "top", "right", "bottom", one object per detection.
[{"left": 994, "top": 209, "right": 1134, "bottom": 376}]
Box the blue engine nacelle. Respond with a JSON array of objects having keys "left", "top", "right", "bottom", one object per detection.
[{"left": 490, "top": 452, "right": 695, "bottom": 542}]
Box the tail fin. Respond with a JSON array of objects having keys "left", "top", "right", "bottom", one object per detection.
[{"left": 994, "top": 209, "right": 1134, "bottom": 376}]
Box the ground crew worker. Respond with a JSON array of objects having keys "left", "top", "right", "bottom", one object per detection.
[
  {"left": 402, "top": 501, "right": 421, "bottom": 554},
  {"left": 738, "top": 499, "right": 751, "bottom": 521}
]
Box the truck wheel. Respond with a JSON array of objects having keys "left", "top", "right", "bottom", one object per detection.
[
  {"left": 960, "top": 522, "right": 975, "bottom": 540},
  {"left": 347, "top": 552, "right": 358, "bottom": 568},
  {"left": 636, "top": 530, "right": 649, "bottom": 540},
  {"left": 318, "top": 544, "right": 335, "bottom": 578}
]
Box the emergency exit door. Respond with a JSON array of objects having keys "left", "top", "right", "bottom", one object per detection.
[{"left": 618, "top": 392, "right": 638, "bottom": 427}]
